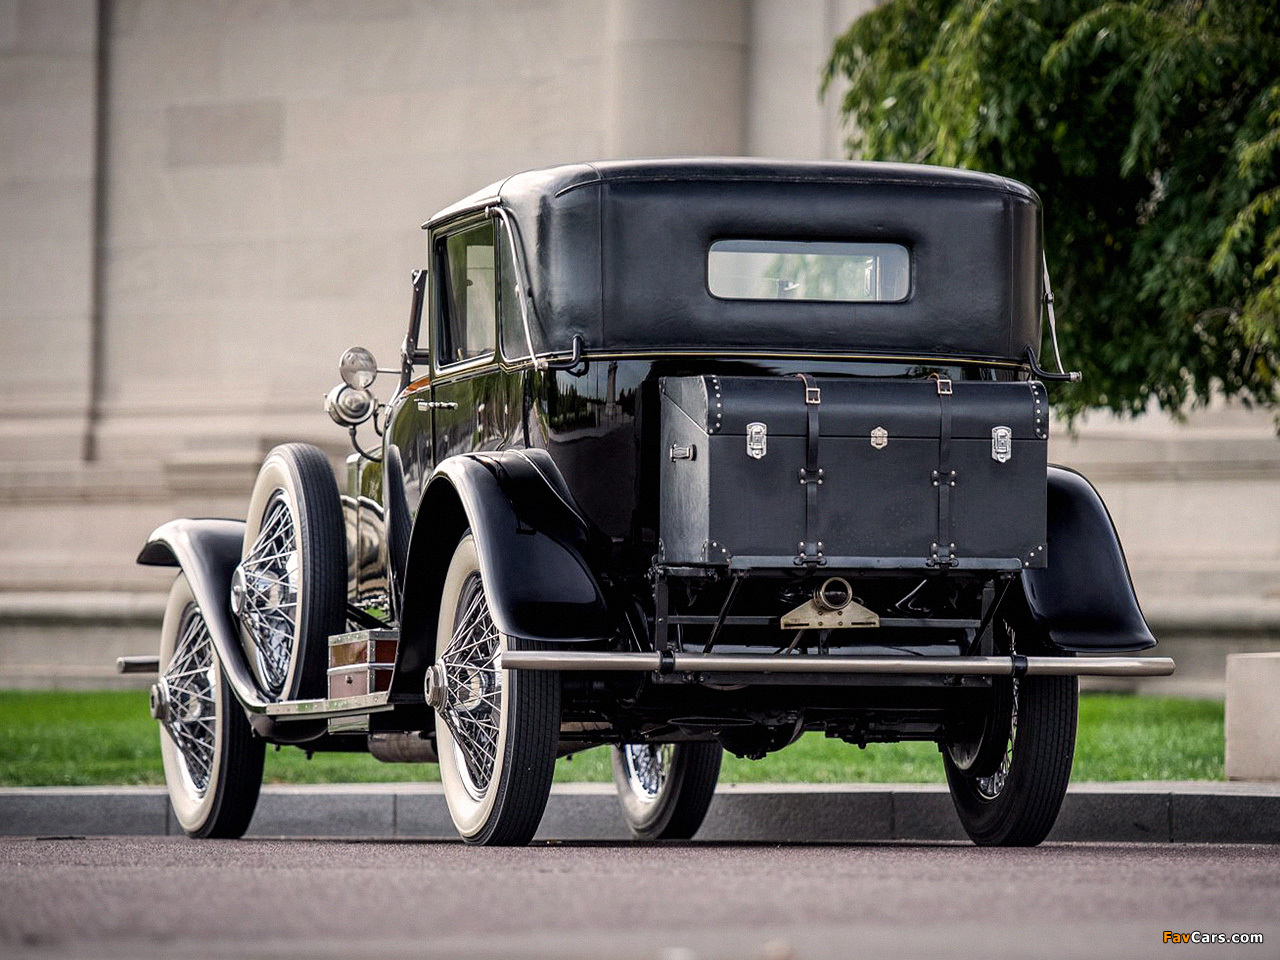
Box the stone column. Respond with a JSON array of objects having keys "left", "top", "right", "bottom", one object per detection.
[
  {"left": 0, "top": 0, "right": 101, "bottom": 462},
  {"left": 603, "top": 0, "right": 749, "bottom": 159}
]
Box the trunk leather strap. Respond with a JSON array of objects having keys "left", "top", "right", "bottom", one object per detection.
[
  {"left": 796, "top": 373, "right": 824, "bottom": 566},
  {"left": 931, "top": 376, "right": 956, "bottom": 567}
]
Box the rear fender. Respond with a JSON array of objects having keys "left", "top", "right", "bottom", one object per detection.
[
  {"left": 1020, "top": 466, "right": 1156, "bottom": 652},
  {"left": 393, "top": 450, "right": 614, "bottom": 694},
  {"left": 137, "top": 519, "right": 326, "bottom": 741}
]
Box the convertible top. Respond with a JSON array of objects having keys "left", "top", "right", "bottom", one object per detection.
[{"left": 426, "top": 159, "right": 1044, "bottom": 365}]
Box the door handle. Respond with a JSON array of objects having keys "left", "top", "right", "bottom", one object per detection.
[{"left": 417, "top": 400, "right": 458, "bottom": 411}]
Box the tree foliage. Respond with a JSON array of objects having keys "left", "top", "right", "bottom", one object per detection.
[{"left": 824, "top": 0, "right": 1280, "bottom": 418}]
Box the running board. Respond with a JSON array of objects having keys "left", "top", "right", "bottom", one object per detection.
[
  {"left": 259, "top": 690, "right": 401, "bottom": 720},
  {"left": 500, "top": 651, "right": 1176, "bottom": 678}
]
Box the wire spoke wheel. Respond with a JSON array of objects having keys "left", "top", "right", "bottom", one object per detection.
[
  {"left": 621, "top": 744, "right": 674, "bottom": 802},
  {"left": 974, "top": 674, "right": 1018, "bottom": 801},
  {"left": 611, "top": 740, "right": 722, "bottom": 841},
  {"left": 235, "top": 444, "right": 345, "bottom": 703},
  {"left": 156, "top": 575, "right": 264, "bottom": 839},
  {"left": 433, "top": 533, "right": 559, "bottom": 846},
  {"left": 439, "top": 573, "right": 504, "bottom": 797},
  {"left": 237, "top": 491, "right": 300, "bottom": 697},
  {"left": 159, "top": 608, "right": 218, "bottom": 796}
]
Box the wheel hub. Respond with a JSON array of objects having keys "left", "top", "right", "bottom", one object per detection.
[
  {"left": 229, "top": 565, "right": 247, "bottom": 618},
  {"left": 425, "top": 664, "right": 445, "bottom": 710},
  {"left": 149, "top": 678, "right": 171, "bottom": 722}
]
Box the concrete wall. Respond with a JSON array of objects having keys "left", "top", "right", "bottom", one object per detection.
[
  {"left": 0, "top": 0, "right": 99, "bottom": 460},
  {"left": 1, "top": 0, "right": 1280, "bottom": 690}
]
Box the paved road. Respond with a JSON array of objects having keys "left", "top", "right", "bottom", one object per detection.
[{"left": 0, "top": 838, "right": 1276, "bottom": 960}]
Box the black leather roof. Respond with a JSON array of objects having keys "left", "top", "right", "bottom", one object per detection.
[{"left": 426, "top": 159, "right": 1044, "bottom": 363}]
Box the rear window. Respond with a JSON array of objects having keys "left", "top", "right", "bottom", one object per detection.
[{"left": 708, "top": 240, "right": 910, "bottom": 303}]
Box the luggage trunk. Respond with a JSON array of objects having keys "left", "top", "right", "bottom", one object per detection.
[{"left": 658, "top": 375, "right": 1048, "bottom": 571}]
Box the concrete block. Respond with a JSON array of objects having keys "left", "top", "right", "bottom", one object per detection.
[
  {"left": 1227, "top": 653, "right": 1280, "bottom": 781},
  {"left": 701, "top": 785, "right": 893, "bottom": 842},
  {"left": 0, "top": 787, "right": 168, "bottom": 836},
  {"left": 0, "top": 310, "right": 92, "bottom": 390},
  {"left": 1, "top": 236, "right": 93, "bottom": 311},
  {"left": 146, "top": 166, "right": 284, "bottom": 238},
  {"left": 0, "top": 103, "right": 95, "bottom": 181},
  {"left": 605, "top": 43, "right": 746, "bottom": 157},
  {"left": 278, "top": 230, "right": 405, "bottom": 300},
  {"left": 281, "top": 93, "right": 410, "bottom": 163},
  {"left": 890, "top": 787, "right": 966, "bottom": 841},
  {"left": 609, "top": 0, "right": 747, "bottom": 45},
  {"left": 0, "top": 177, "right": 92, "bottom": 239},
  {"left": 15, "top": 0, "right": 96, "bottom": 54},
  {"left": 0, "top": 1, "right": 16, "bottom": 51},
  {"left": 247, "top": 785, "right": 394, "bottom": 837},
  {"left": 536, "top": 785, "right": 629, "bottom": 841},
  {"left": 392, "top": 786, "right": 456, "bottom": 839},
  {"left": 104, "top": 105, "right": 168, "bottom": 173},
  {"left": 1049, "top": 789, "right": 1169, "bottom": 842},
  {"left": 166, "top": 100, "right": 284, "bottom": 167},
  {"left": 1170, "top": 791, "right": 1280, "bottom": 844},
  {"left": 111, "top": 34, "right": 219, "bottom": 104},
  {"left": 0, "top": 51, "right": 94, "bottom": 105}
]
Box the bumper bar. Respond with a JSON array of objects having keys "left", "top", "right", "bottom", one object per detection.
[
  {"left": 116, "top": 655, "right": 160, "bottom": 674},
  {"left": 501, "top": 650, "right": 1176, "bottom": 678}
]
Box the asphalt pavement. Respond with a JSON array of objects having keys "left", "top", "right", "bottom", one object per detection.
[{"left": 0, "top": 837, "right": 1275, "bottom": 960}]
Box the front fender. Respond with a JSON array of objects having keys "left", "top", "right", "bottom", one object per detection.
[
  {"left": 1020, "top": 466, "right": 1156, "bottom": 652},
  {"left": 137, "top": 519, "right": 325, "bottom": 741}
]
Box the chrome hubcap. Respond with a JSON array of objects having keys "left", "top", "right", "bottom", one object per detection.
[
  {"left": 236, "top": 490, "right": 299, "bottom": 697},
  {"left": 438, "top": 572, "right": 503, "bottom": 801},
  {"left": 149, "top": 678, "right": 171, "bottom": 722},
  {"left": 160, "top": 607, "right": 218, "bottom": 797},
  {"left": 622, "top": 743, "right": 674, "bottom": 802}
]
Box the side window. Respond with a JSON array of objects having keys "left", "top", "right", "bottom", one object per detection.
[
  {"left": 436, "top": 221, "right": 496, "bottom": 367},
  {"left": 498, "top": 223, "right": 529, "bottom": 360}
]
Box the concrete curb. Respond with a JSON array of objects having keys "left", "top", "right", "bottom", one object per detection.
[{"left": 2, "top": 782, "right": 1277, "bottom": 843}]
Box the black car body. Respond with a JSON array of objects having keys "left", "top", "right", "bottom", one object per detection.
[{"left": 131, "top": 159, "right": 1172, "bottom": 846}]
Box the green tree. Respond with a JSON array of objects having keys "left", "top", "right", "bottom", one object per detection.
[{"left": 824, "top": 0, "right": 1280, "bottom": 418}]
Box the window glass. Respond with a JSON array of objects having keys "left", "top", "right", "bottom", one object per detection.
[
  {"left": 708, "top": 240, "right": 910, "bottom": 303},
  {"left": 437, "top": 221, "right": 496, "bottom": 366},
  {"left": 497, "top": 223, "right": 529, "bottom": 360}
]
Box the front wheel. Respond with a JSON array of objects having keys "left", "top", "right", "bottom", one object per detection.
[
  {"left": 432, "top": 533, "right": 560, "bottom": 845},
  {"left": 155, "top": 574, "right": 264, "bottom": 838},
  {"left": 611, "top": 742, "right": 722, "bottom": 840}
]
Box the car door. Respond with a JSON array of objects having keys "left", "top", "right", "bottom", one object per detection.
[{"left": 430, "top": 216, "right": 503, "bottom": 462}]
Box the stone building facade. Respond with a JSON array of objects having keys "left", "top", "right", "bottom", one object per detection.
[{"left": 2, "top": 0, "right": 1278, "bottom": 685}]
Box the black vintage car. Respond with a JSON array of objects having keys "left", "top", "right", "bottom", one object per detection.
[{"left": 125, "top": 159, "right": 1173, "bottom": 847}]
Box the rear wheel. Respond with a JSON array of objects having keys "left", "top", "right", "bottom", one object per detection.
[
  {"left": 432, "top": 533, "right": 560, "bottom": 845},
  {"left": 611, "top": 742, "right": 722, "bottom": 840},
  {"left": 943, "top": 613, "right": 1078, "bottom": 847},
  {"left": 155, "top": 574, "right": 264, "bottom": 838}
]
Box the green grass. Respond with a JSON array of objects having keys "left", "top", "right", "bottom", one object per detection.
[{"left": 0, "top": 690, "right": 1224, "bottom": 787}]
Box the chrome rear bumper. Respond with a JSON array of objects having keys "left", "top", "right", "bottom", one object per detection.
[{"left": 501, "top": 650, "right": 1175, "bottom": 678}]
